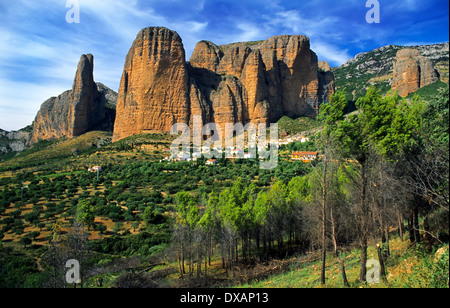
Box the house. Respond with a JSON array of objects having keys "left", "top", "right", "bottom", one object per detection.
[
  {"left": 300, "top": 137, "right": 310, "bottom": 143},
  {"left": 173, "top": 153, "right": 190, "bottom": 162},
  {"left": 206, "top": 159, "right": 218, "bottom": 165},
  {"left": 291, "top": 151, "right": 318, "bottom": 162},
  {"left": 192, "top": 152, "right": 202, "bottom": 161},
  {"left": 88, "top": 166, "right": 102, "bottom": 173},
  {"left": 244, "top": 153, "right": 253, "bottom": 159}
]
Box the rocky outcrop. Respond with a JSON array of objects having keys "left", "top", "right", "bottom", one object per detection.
[
  {"left": 31, "top": 90, "right": 73, "bottom": 143},
  {"left": 189, "top": 36, "right": 332, "bottom": 122},
  {"left": 113, "top": 27, "right": 192, "bottom": 142},
  {"left": 248, "top": 35, "right": 319, "bottom": 120},
  {"left": 0, "top": 128, "right": 31, "bottom": 154},
  {"left": 113, "top": 27, "right": 335, "bottom": 142},
  {"left": 392, "top": 48, "right": 439, "bottom": 97},
  {"left": 333, "top": 42, "right": 448, "bottom": 100},
  {"left": 31, "top": 54, "right": 115, "bottom": 144},
  {"left": 318, "top": 62, "right": 335, "bottom": 106}
]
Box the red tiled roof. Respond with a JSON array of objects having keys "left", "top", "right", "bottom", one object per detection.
[{"left": 291, "top": 152, "right": 318, "bottom": 155}]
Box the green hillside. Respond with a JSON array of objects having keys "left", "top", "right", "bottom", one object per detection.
[
  {"left": 406, "top": 80, "right": 449, "bottom": 101},
  {"left": 0, "top": 88, "right": 448, "bottom": 289},
  {"left": 333, "top": 42, "right": 449, "bottom": 101}
]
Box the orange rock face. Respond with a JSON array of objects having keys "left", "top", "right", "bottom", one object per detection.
[
  {"left": 31, "top": 54, "right": 106, "bottom": 144},
  {"left": 392, "top": 48, "right": 439, "bottom": 97},
  {"left": 113, "top": 27, "right": 191, "bottom": 142},
  {"left": 113, "top": 27, "right": 335, "bottom": 142}
]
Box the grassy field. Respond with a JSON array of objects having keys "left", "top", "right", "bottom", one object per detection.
[
  {"left": 235, "top": 237, "right": 448, "bottom": 288},
  {"left": 77, "top": 235, "right": 448, "bottom": 289}
]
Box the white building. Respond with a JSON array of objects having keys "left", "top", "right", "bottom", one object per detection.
[{"left": 88, "top": 166, "right": 101, "bottom": 173}]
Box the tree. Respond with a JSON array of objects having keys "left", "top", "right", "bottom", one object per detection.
[
  {"left": 198, "top": 193, "right": 218, "bottom": 271},
  {"left": 329, "top": 165, "right": 352, "bottom": 287},
  {"left": 265, "top": 181, "right": 289, "bottom": 254},
  {"left": 76, "top": 199, "right": 95, "bottom": 230},
  {"left": 316, "top": 89, "right": 349, "bottom": 286},
  {"left": 29, "top": 231, "right": 41, "bottom": 241},
  {"left": 173, "top": 192, "right": 200, "bottom": 275},
  {"left": 333, "top": 87, "right": 424, "bottom": 283},
  {"left": 254, "top": 190, "right": 270, "bottom": 254},
  {"left": 403, "top": 88, "right": 449, "bottom": 246},
  {"left": 286, "top": 176, "right": 311, "bottom": 248},
  {"left": 316, "top": 89, "right": 347, "bottom": 285},
  {"left": 20, "top": 236, "right": 32, "bottom": 248}
]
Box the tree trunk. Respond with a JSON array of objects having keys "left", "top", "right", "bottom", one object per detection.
[
  {"left": 397, "top": 211, "right": 404, "bottom": 242},
  {"left": 408, "top": 214, "right": 415, "bottom": 243},
  {"left": 384, "top": 225, "right": 390, "bottom": 259},
  {"left": 359, "top": 160, "right": 369, "bottom": 283},
  {"left": 423, "top": 215, "right": 433, "bottom": 251},
  {"left": 413, "top": 205, "right": 420, "bottom": 243},
  {"left": 181, "top": 241, "right": 185, "bottom": 274},
  {"left": 331, "top": 206, "right": 349, "bottom": 287},
  {"left": 235, "top": 238, "right": 239, "bottom": 263},
  {"left": 209, "top": 234, "right": 212, "bottom": 266},
  {"left": 376, "top": 244, "right": 387, "bottom": 282},
  {"left": 321, "top": 152, "right": 328, "bottom": 285}
]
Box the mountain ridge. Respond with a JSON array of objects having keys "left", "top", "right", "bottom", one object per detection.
[{"left": 333, "top": 42, "right": 449, "bottom": 100}]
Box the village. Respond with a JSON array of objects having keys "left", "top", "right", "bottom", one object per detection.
[
  {"left": 85, "top": 131, "right": 319, "bottom": 174},
  {"left": 161, "top": 133, "right": 318, "bottom": 165}
]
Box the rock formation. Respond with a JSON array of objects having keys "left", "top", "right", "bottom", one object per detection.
[
  {"left": 0, "top": 128, "right": 31, "bottom": 154},
  {"left": 31, "top": 54, "right": 115, "bottom": 144},
  {"left": 113, "top": 27, "right": 335, "bottom": 142},
  {"left": 392, "top": 48, "right": 439, "bottom": 97},
  {"left": 113, "top": 27, "right": 192, "bottom": 141},
  {"left": 333, "top": 42, "right": 448, "bottom": 101}
]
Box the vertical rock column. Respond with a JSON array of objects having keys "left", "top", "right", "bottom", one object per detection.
[
  {"left": 113, "top": 27, "right": 192, "bottom": 142},
  {"left": 30, "top": 54, "right": 105, "bottom": 143}
]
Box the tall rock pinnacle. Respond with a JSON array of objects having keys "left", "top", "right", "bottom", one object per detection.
[
  {"left": 113, "top": 27, "right": 191, "bottom": 142},
  {"left": 30, "top": 54, "right": 106, "bottom": 144}
]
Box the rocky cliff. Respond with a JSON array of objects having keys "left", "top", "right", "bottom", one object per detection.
[
  {"left": 333, "top": 42, "right": 449, "bottom": 101},
  {"left": 392, "top": 48, "right": 439, "bottom": 97},
  {"left": 0, "top": 128, "right": 31, "bottom": 156},
  {"left": 113, "top": 27, "right": 192, "bottom": 141},
  {"left": 30, "top": 54, "right": 116, "bottom": 144},
  {"left": 113, "top": 27, "right": 334, "bottom": 142}
]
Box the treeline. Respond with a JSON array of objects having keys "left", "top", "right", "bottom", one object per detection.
[
  {"left": 173, "top": 177, "right": 306, "bottom": 276},
  {"left": 172, "top": 86, "right": 449, "bottom": 286}
]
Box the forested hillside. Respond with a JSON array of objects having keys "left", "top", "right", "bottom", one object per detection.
[{"left": 1, "top": 86, "right": 448, "bottom": 288}]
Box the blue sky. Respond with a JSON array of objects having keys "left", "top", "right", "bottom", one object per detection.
[{"left": 0, "top": 0, "right": 448, "bottom": 131}]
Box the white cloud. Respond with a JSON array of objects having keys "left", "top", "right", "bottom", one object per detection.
[
  {"left": 236, "top": 23, "right": 265, "bottom": 42},
  {"left": 0, "top": 78, "right": 69, "bottom": 131},
  {"left": 310, "top": 41, "right": 352, "bottom": 66},
  {"left": 260, "top": 8, "right": 351, "bottom": 66}
]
